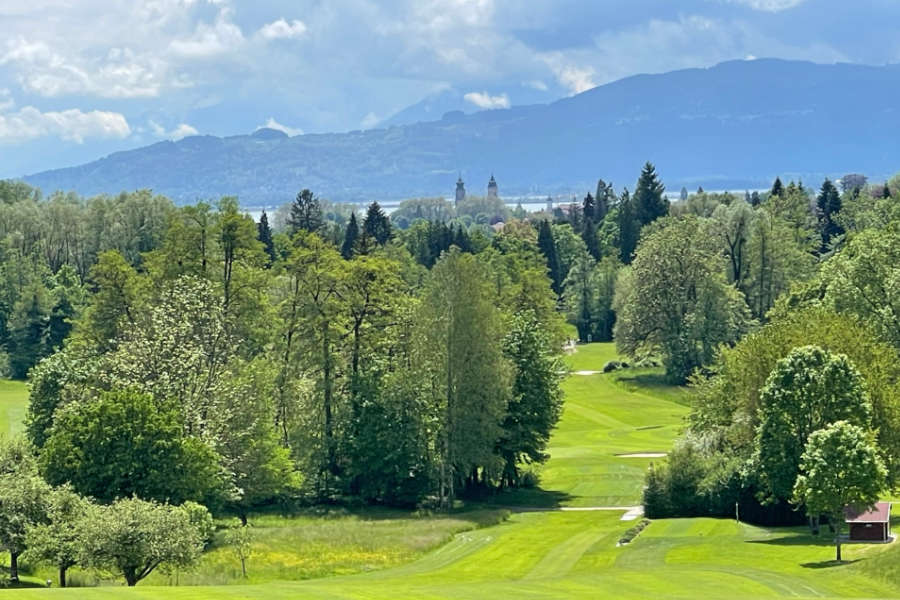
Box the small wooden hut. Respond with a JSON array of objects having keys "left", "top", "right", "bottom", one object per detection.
[{"left": 844, "top": 502, "right": 892, "bottom": 542}]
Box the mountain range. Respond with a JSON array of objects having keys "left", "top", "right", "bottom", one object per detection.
[{"left": 24, "top": 59, "right": 900, "bottom": 205}]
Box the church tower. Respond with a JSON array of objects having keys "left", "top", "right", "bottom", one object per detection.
[
  {"left": 487, "top": 174, "right": 499, "bottom": 200},
  {"left": 455, "top": 174, "right": 466, "bottom": 208}
]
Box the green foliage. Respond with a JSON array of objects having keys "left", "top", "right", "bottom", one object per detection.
[
  {"left": 257, "top": 210, "right": 276, "bottom": 265},
  {"left": 755, "top": 346, "right": 872, "bottom": 504},
  {"left": 390, "top": 197, "right": 455, "bottom": 229},
  {"left": 689, "top": 308, "right": 900, "bottom": 485},
  {"left": 224, "top": 524, "right": 255, "bottom": 578},
  {"left": 498, "top": 310, "right": 564, "bottom": 487},
  {"left": 341, "top": 212, "right": 360, "bottom": 259},
  {"left": 24, "top": 485, "right": 92, "bottom": 587},
  {"left": 362, "top": 202, "right": 392, "bottom": 246},
  {"left": 633, "top": 162, "right": 668, "bottom": 227},
  {"left": 0, "top": 462, "right": 50, "bottom": 582},
  {"left": 79, "top": 497, "right": 204, "bottom": 586},
  {"left": 536, "top": 220, "right": 562, "bottom": 294},
  {"left": 40, "top": 389, "right": 222, "bottom": 504},
  {"left": 414, "top": 249, "right": 510, "bottom": 505},
  {"left": 816, "top": 178, "right": 843, "bottom": 250},
  {"left": 793, "top": 421, "right": 886, "bottom": 561},
  {"left": 815, "top": 223, "right": 900, "bottom": 348},
  {"left": 613, "top": 216, "right": 750, "bottom": 383},
  {"left": 288, "top": 189, "right": 323, "bottom": 234}
]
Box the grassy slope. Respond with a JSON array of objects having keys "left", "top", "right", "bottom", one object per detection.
[
  {"left": 12, "top": 344, "right": 900, "bottom": 598},
  {"left": 0, "top": 379, "right": 27, "bottom": 438}
]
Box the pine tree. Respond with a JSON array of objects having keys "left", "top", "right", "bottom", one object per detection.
[
  {"left": 750, "top": 191, "right": 761, "bottom": 207},
  {"left": 288, "top": 189, "right": 323, "bottom": 234},
  {"left": 680, "top": 187, "right": 688, "bottom": 202},
  {"left": 770, "top": 177, "right": 784, "bottom": 198},
  {"left": 617, "top": 189, "right": 639, "bottom": 265},
  {"left": 341, "top": 213, "right": 360, "bottom": 259},
  {"left": 883, "top": 184, "right": 892, "bottom": 199},
  {"left": 582, "top": 218, "right": 600, "bottom": 261},
  {"left": 363, "top": 202, "right": 392, "bottom": 246},
  {"left": 595, "top": 180, "right": 612, "bottom": 221},
  {"left": 537, "top": 220, "right": 562, "bottom": 294},
  {"left": 257, "top": 211, "right": 276, "bottom": 265},
  {"left": 633, "top": 162, "right": 668, "bottom": 227},
  {"left": 697, "top": 186, "right": 704, "bottom": 194},
  {"left": 816, "top": 178, "right": 844, "bottom": 250},
  {"left": 582, "top": 193, "right": 596, "bottom": 222}
]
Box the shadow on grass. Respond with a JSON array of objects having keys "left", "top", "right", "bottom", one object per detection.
[
  {"left": 478, "top": 487, "right": 575, "bottom": 510},
  {"left": 802, "top": 559, "right": 860, "bottom": 569},
  {"left": 747, "top": 535, "right": 834, "bottom": 547}
]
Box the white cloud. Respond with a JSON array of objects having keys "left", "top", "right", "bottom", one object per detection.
[
  {"left": 724, "top": 0, "right": 806, "bottom": 12},
  {"left": 463, "top": 91, "right": 510, "bottom": 109},
  {"left": 169, "top": 8, "right": 244, "bottom": 58},
  {"left": 2, "top": 38, "right": 167, "bottom": 98},
  {"left": 149, "top": 120, "right": 199, "bottom": 140},
  {"left": 170, "top": 123, "right": 199, "bottom": 139},
  {"left": 258, "top": 18, "right": 308, "bottom": 40},
  {"left": 257, "top": 117, "right": 303, "bottom": 136},
  {"left": 360, "top": 112, "right": 380, "bottom": 129},
  {"left": 545, "top": 60, "right": 597, "bottom": 95},
  {"left": 0, "top": 106, "right": 131, "bottom": 143}
]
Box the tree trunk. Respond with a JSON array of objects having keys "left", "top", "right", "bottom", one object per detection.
[
  {"left": 59, "top": 565, "right": 67, "bottom": 588},
  {"left": 9, "top": 551, "right": 18, "bottom": 583},
  {"left": 239, "top": 511, "right": 248, "bottom": 526},
  {"left": 125, "top": 568, "right": 137, "bottom": 586},
  {"left": 240, "top": 557, "right": 247, "bottom": 578},
  {"left": 835, "top": 521, "right": 842, "bottom": 562}
]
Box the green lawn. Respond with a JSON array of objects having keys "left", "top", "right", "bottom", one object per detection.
[
  {"left": 9, "top": 344, "right": 900, "bottom": 598},
  {"left": 0, "top": 379, "right": 27, "bottom": 437}
]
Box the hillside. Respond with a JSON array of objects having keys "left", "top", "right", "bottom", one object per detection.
[{"left": 24, "top": 59, "right": 900, "bottom": 204}]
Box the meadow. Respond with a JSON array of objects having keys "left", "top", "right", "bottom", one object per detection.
[{"left": 5, "top": 344, "right": 900, "bottom": 598}]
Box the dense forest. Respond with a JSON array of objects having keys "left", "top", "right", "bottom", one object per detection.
[{"left": 1, "top": 161, "right": 899, "bottom": 582}]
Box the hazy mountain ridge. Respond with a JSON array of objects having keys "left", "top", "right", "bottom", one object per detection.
[{"left": 25, "top": 59, "right": 900, "bottom": 204}]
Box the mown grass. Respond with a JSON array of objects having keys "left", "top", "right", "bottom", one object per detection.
[{"left": 10, "top": 344, "right": 900, "bottom": 598}]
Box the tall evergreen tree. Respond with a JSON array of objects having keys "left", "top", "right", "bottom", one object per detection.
[
  {"left": 582, "top": 218, "right": 600, "bottom": 261},
  {"left": 617, "top": 188, "right": 640, "bottom": 265},
  {"left": 633, "top": 162, "right": 668, "bottom": 226},
  {"left": 537, "top": 220, "right": 562, "bottom": 295},
  {"left": 750, "top": 191, "right": 762, "bottom": 207},
  {"left": 680, "top": 187, "right": 689, "bottom": 202},
  {"left": 582, "top": 193, "right": 596, "bottom": 222},
  {"left": 363, "top": 202, "right": 392, "bottom": 246},
  {"left": 816, "top": 178, "right": 844, "bottom": 250},
  {"left": 883, "top": 183, "right": 893, "bottom": 199},
  {"left": 341, "top": 213, "right": 360, "bottom": 259},
  {"left": 257, "top": 210, "right": 276, "bottom": 265},
  {"left": 770, "top": 176, "right": 784, "bottom": 198},
  {"left": 288, "top": 189, "right": 323, "bottom": 234},
  {"left": 595, "top": 180, "right": 613, "bottom": 221}
]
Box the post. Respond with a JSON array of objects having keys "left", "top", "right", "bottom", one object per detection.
[
  {"left": 735, "top": 502, "right": 739, "bottom": 523},
  {"left": 835, "top": 520, "right": 842, "bottom": 562}
]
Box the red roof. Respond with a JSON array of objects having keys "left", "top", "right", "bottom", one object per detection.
[{"left": 844, "top": 502, "right": 891, "bottom": 523}]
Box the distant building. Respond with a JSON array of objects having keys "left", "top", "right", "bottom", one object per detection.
[
  {"left": 487, "top": 174, "right": 499, "bottom": 200},
  {"left": 455, "top": 174, "right": 466, "bottom": 208}
]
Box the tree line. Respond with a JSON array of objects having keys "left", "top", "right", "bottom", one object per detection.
[{"left": 0, "top": 181, "right": 565, "bottom": 585}]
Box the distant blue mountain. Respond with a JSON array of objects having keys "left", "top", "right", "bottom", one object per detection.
[{"left": 24, "top": 59, "right": 900, "bottom": 204}]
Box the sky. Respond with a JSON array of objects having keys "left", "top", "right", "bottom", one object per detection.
[{"left": 2, "top": 0, "right": 900, "bottom": 177}]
